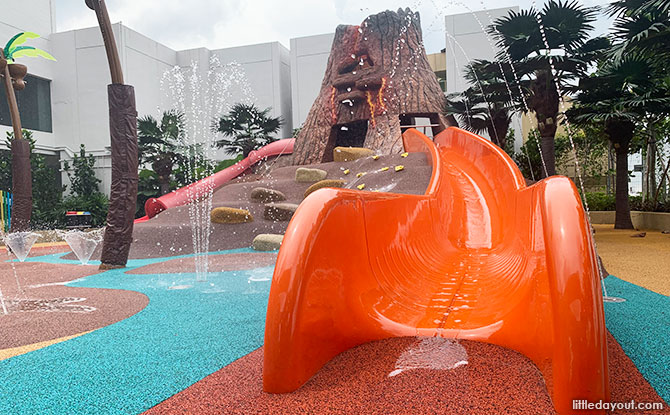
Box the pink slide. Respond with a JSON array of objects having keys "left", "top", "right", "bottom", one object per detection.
[{"left": 136, "top": 138, "right": 294, "bottom": 222}]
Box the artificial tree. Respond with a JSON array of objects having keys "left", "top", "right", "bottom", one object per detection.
[
  {"left": 85, "top": 0, "right": 139, "bottom": 269},
  {"left": 1, "top": 32, "right": 55, "bottom": 231}
]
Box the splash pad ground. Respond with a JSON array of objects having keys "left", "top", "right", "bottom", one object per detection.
[{"left": 0, "top": 157, "right": 668, "bottom": 414}]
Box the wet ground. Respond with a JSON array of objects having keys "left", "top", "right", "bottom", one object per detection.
[{"left": 0, "top": 158, "right": 668, "bottom": 414}]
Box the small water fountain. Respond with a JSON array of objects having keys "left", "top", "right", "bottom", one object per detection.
[
  {"left": 57, "top": 229, "right": 105, "bottom": 265},
  {"left": 161, "top": 56, "right": 254, "bottom": 282},
  {"left": 3, "top": 231, "right": 40, "bottom": 262},
  {"left": 1, "top": 231, "right": 40, "bottom": 315}
]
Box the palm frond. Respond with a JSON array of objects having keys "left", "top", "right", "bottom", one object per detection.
[{"left": 10, "top": 46, "right": 56, "bottom": 61}]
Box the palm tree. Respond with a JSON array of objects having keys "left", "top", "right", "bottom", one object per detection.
[
  {"left": 489, "top": 0, "right": 606, "bottom": 177},
  {"left": 1, "top": 32, "right": 55, "bottom": 231},
  {"left": 607, "top": 0, "right": 670, "bottom": 202},
  {"left": 608, "top": 0, "right": 670, "bottom": 70},
  {"left": 568, "top": 55, "right": 668, "bottom": 229},
  {"left": 446, "top": 59, "right": 520, "bottom": 150},
  {"left": 137, "top": 110, "right": 186, "bottom": 195},
  {"left": 3, "top": 32, "right": 56, "bottom": 63},
  {"left": 214, "top": 103, "right": 281, "bottom": 158}
]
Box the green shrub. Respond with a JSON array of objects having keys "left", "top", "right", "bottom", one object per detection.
[
  {"left": 62, "top": 144, "right": 108, "bottom": 226},
  {"left": 214, "top": 154, "right": 244, "bottom": 172},
  {"left": 512, "top": 129, "right": 571, "bottom": 180},
  {"left": 63, "top": 144, "right": 101, "bottom": 196},
  {"left": 584, "top": 192, "right": 615, "bottom": 211},
  {"left": 60, "top": 192, "right": 109, "bottom": 227},
  {"left": 136, "top": 169, "right": 161, "bottom": 218}
]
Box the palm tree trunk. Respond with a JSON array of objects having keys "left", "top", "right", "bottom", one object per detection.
[
  {"left": 642, "top": 127, "right": 656, "bottom": 203},
  {"left": 530, "top": 70, "right": 559, "bottom": 178},
  {"left": 159, "top": 178, "right": 171, "bottom": 196},
  {"left": 9, "top": 138, "right": 32, "bottom": 231},
  {"left": 540, "top": 133, "right": 557, "bottom": 177},
  {"left": 614, "top": 145, "right": 634, "bottom": 229},
  {"left": 1, "top": 51, "right": 31, "bottom": 231}
]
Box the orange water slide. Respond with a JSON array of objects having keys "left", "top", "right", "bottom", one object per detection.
[{"left": 263, "top": 127, "right": 609, "bottom": 414}]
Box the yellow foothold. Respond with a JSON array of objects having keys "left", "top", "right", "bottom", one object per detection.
[
  {"left": 395, "top": 165, "right": 405, "bottom": 172},
  {"left": 380, "top": 166, "right": 389, "bottom": 172},
  {"left": 401, "top": 152, "right": 409, "bottom": 158},
  {"left": 372, "top": 155, "right": 380, "bottom": 160},
  {"left": 356, "top": 172, "right": 366, "bottom": 178},
  {"left": 357, "top": 183, "right": 366, "bottom": 190},
  {"left": 343, "top": 169, "right": 350, "bottom": 175}
]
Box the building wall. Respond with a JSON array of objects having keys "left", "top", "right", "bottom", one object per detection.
[
  {"left": 444, "top": 7, "right": 518, "bottom": 94},
  {"left": 289, "top": 33, "right": 334, "bottom": 130},
  {"left": 0, "top": 0, "right": 56, "bottom": 151},
  {"left": 210, "top": 41, "right": 292, "bottom": 138},
  {"left": 50, "top": 24, "right": 179, "bottom": 193},
  {"left": 50, "top": 25, "right": 291, "bottom": 195},
  {"left": 444, "top": 7, "right": 523, "bottom": 149}
]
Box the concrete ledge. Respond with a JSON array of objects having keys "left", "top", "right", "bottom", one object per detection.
[{"left": 589, "top": 211, "right": 670, "bottom": 231}]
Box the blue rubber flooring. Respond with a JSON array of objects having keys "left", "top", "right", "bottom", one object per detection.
[
  {"left": 0, "top": 249, "right": 274, "bottom": 414},
  {"left": 1, "top": 253, "right": 667, "bottom": 413},
  {"left": 603, "top": 276, "right": 670, "bottom": 402}
]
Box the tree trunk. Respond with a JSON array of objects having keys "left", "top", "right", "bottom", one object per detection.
[
  {"left": 529, "top": 69, "right": 559, "bottom": 178},
  {"left": 292, "top": 8, "right": 452, "bottom": 164},
  {"left": 1, "top": 51, "right": 31, "bottom": 231},
  {"left": 539, "top": 132, "right": 557, "bottom": 177},
  {"left": 489, "top": 109, "right": 510, "bottom": 150},
  {"left": 642, "top": 126, "right": 656, "bottom": 203},
  {"left": 614, "top": 144, "right": 634, "bottom": 229},
  {"left": 9, "top": 138, "right": 32, "bottom": 232},
  {"left": 159, "top": 179, "right": 171, "bottom": 196},
  {"left": 152, "top": 156, "right": 173, "bottom": 196},
  {"left": 100, "top": 84, "right": 138, "bottom": 268}
]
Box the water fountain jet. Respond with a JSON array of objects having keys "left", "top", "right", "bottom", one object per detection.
[
  {"left": 57, "top": 229, "right": 105, "bottom": 265},
  {"left": 3, "top": 231, "right": 40, "bottom": 262}
]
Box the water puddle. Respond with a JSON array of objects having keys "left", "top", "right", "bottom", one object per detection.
[{"left": 388, "top": 337, "right": 468, "bottom": 377}]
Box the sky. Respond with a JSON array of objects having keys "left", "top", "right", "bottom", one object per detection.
[{"left": 55, "top": 0, "right": 612, "bottom": 54}]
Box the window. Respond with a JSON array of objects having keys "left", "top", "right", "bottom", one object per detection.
[{"left": 0, "top": 74, "right": 53, "bottom": 133}]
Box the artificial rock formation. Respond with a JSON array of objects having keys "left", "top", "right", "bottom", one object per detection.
[
  {"left": 295, "top": 167, "right": 328, "bottom": 183},
  {"left": 250, "top": 187, "right": 287, "bottom": 203},
  {"left": 264, "top": 203, "right": 299, "bottom": 222},
  {"left": 304, "top": 179, "right": 347, "bottom": 198},
  {"left": 211, "top": 207, "right": 254, "bottom": 224},
  {"left": 252, "top": 234, "right": 284, "bottom": 251},
  {"left": 333, "top": 147, "right": 375, "bottom": 162},
  {"left": 292, "top": 8, "right": 452, "bottom": 165}
]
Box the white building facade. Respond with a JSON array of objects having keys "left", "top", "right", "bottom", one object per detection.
[
  {"left": 1, "top": 0, "right": 291, "bottom": 194},
  {"left": 2, "top": 2, "right": 539, "bottom": 195}
]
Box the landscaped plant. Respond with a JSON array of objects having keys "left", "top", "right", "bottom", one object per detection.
[
  {"left": 446, "top": 59, "right": 521, "bottom": 150},
  {"left": 62, "top": 144, "right": 108, "bottom": 227},
  {"left": 567, "top": 0, "right": 670, "bottom": 228},
  {"left": 214, "top": 103, "right": 282, "bottom": 158},
  {"left": 511, "top": 129, "right": 571, "bottom": 181},
  {"left": 489, "top": 1, "right": 606, "bottom": 177},
  {"left": 138, "top": 110, "right": 189, "bottom": 195},
  {"left": 136, "top": 169, "right": 161, "bottom": 218}
]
